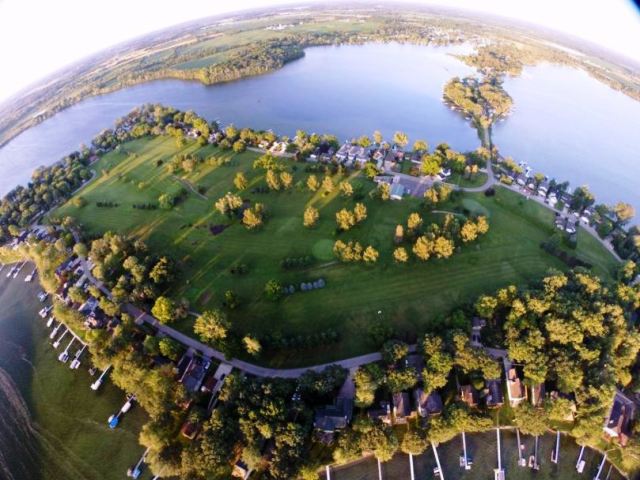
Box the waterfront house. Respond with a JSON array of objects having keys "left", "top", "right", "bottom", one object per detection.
[
  {"left": 390, "top": 183, "right": 405, "bottom": 201},
  {"left": 603, "top": 391, "right": 636, "bottom": 447},
  {"left": 392, "top": 392, "right": 412, "bottom": 424},
  {"left": 460, "top": 384, "right": 479, "bottom": 407},
  {"left": 506, "top": 367, "right": 527, "bottom": 407},
  {"left": 314, "top": 397, "right": 354, "bottom": 433},
  {"left": 368, "top": 400, "right": 392, "bottom": 425},
  {"left": 486, "top": 379, "right": 504, "bottom": 408},
  {"left": 415, "top": 388, "right": 443, "bottom": 417}
]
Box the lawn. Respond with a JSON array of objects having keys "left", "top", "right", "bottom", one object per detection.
[
  {"left": 52, "top": 136, "right": 619, "bottom": 367},
  {"left": 324, "top": 431, "right": 625, "bottom": 480},
  {"left": 447, "top": 171, "right": 488, "bottom": 188}
]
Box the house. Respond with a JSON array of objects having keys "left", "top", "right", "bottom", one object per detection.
[
  {"left": 390, "top": 183, "right": 405, "bottom": 201},
  {"left": 486, "top": 379, "right": 504, "bottom": 408},
  {"left": 470, "top": 317, "right": 486, "bottom": 347},
  {"left": 603, "top": 391, "right": 636, "bottom": 447},
  {"left": 179, "top": 356, "right": 208, "bottom": 393},
  {"left": 506, "top": 367, "right": 527, "bottom": 407},
  {"left": 335, "top": 143, "right": 350, "bottom": 163},
  {"left": 232, "top": 460, "right": 252, "bottom": 479},
  {"left": 405, "top": 354, "right": 425, "bottom": 381},
  {"left": 516, "top": 175, "right": 527, "bottom": 186},
  {"left": 180, "top": 420, "right": 200, "bottom": 440},
  {"left": 368, "top": 401, "right": 392, "bottom": 425},
  {"left": 314, "top": 397, "right": 354, "bottom": 433},
  {"left": 415, "top": 389, "right": 443, "bottom": 417},
  {"left": 392, "top": 392, "right": 412, "bottom": 424},
  {"left": 537, "top": 181, "right": 549, "bottom": 197},
  {"left": 460, "top": 384, "right": 479, "bottom": 407}
]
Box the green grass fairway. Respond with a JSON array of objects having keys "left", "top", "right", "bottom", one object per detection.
[{"left": 52, "top": 137, "right": 619, "bottom": 366}]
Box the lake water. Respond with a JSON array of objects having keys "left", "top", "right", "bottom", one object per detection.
[
  {"left": 0, "top": 43, "right": 477, "bottom": 195},
  {"left": 0, "top": 42, "right": 639, "bottom": 212},
  {"left": 493, "top": 63, "right": 640, "bottom": 211}
]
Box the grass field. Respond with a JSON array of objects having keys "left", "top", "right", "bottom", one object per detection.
[
  {"left": 447, "top": 171, "right": 489, "bottom": 188},
  {"left": 323, "top": 431, "right": 624, "bottom": 480},
  {"left": 0, "top": 271, "right": 151, "bottom": 480},
  {"left": 52, "top": 136, "right": 619, "bottom": 366}
]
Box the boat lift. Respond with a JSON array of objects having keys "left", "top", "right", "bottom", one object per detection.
[
  {"left": 551, "top": 430, "right": 560, "bottom": 464},
  {"left": 91, "top": 365, "right": 111, "bottom": 391},
  {"left": 70, "top": 345, "right": 87, "bottom": 370},
  {"left": 49, "top": 322, "right": 62, "bottom": 339},
  {"left": 0, "top": 263, "right": 4, "bottom": 273},
  {"left": 494, "top": 428, "right": 505, "bottom": 480},
  {"left": 127, "top": 447, "right": 150, "bottom": 479},
  {"left": 6, "top": 264, "right": 16, "bottom": 278},
  {"left": 52, "top": 327, "right": 69, "bottom": 348},
  {"left": 576, "top": 445, "right": 586, "bottom": 473},
  {"left": 460, "top": 431, "right": 472, "bottom": 470},
  {"left": 58, "top": 337, "right": 75, "bottom": 363},
  {"left": 24, "top": 267, "right": 37, "bottom": 282},
  {"left": 516, "top": 428, "right": 526, "bottom": 467},
  {"left": 432, "top": 442, "right": 444, "bottom": 480},
  {"left": 108, "top": 394, "right": 136, "bottom": 429},
  {"left": 594, "top": 454, "right": 607, "bottom": 480},
  {"left": 46, "top": 316, "right": 55, "bottom": 327},
  {"left": 39, "top": 305, "right": 53, "bottom": 318},
  {"left": 12, "top": 261, "right": 25, "bottom": 279}
]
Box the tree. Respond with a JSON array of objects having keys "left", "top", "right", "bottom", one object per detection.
[
  {"left": 266, "top": 170, "right": 281, "bottom": 190},
  {"left": 194, "top": 310, "right": 230, "bottom": 344},
  {"left": 224, "top": 290, "right": 239, "bottom": 310},
  {"left": 307, "top": 175, "right": 319, "bottom": 192},
  {"left": 422, "top": 334, "right": 453, "bottom": 391},
  {"left": 424, "top": 187, "right": 439, "bottom": 205},
  {"left": 433, "top": 236, "right": 454, "bottom": 258},
  {"left": 264, "top": 280, "right": 283, "bottom": 301},
  {"left": 303, "top": 206, "right": 319, "bottom": 228},
  {"left": 407, "top": 212, "right": 423, "bottom": 232},
  {"left": 280, "top": 172, "right": 293, "bottom": 190},
  {"left": 234, "top": 172, "right": 248, "bottom": 191},
  {"left": 232, "top": 140, "right": 246, "bottom": 153},
  {"left": 354, "top": 364, "right": 385, "bottom": 408},
  {"left": 413, "top": 140, "right": 428, "bottom": 153},
  {"left": 336, "top": 209, "right": 356, "bottom": 231},
  {"left": 382, "top": 340, "right": 409, "bottom": 364},
  {"left": 401, "top": 427, "right": 428, "bottom": 456},
  {"left": 243, "top": 206, "right": 263, "bottom": 230},
  {"left": 378, "top": 183, "right": 390, "bottom": 201},
  {"left": 73, "top": 196, "right": 87, "bottom": 208},
  {"left": 358, "top": 419, "right": 399, "bottom": 462},
  {"left": 613, "top": 202, "right": 635, "bottom": 227},
  {"left": 151, "top": 296, "right": 175, "bottom": 324},
  {"left": 321, "top": 176, "right": 334, "bottom": 193},
  {"left": 339, "top": 181, "right": 354, "bottom": 197},
  {"left": 354, "top": 203, "right": 367, "bottom": 223},
  {"left": 214, "top": 192, "right": 243, "bottom": 217},
  {"left": 387, "top": 368, "right": 418, "bottom": 392},
  {"left": 421, "top": 154, "right": 441, "bottom": 176},
  {"left": 158, "top": 193, "right": 174, "bottom": 210},
  {"left": 357, "top": 135, "right": 371, "bottom": 148},
  {"left": 514, "top": 404, "right": 549, "bottom": 437},
  {"left": 225, "top": 124, "right": 238, "bottom": 140},
  {"left": 73, "top": 242, "right": 88, "bottom": 258},
  {"left": 460, "top": 221, "right": 478, "bottom": 242},
  {"left": 413, "top": 236, "right": 433, "bottom": 261},
  {"left": 362, "top": 246, "right": 379, "bottom": 263},
  {"left": 243, "top": 336, "right": 262, "bottom": 356},
  {"left": 373, "top": 130, "right": 383, "bottom": 144},
  {"left": 393, "top": 131, "right": 409, "bottom": 148},
  {"left": 158, "top": 337, "right": 182, "bottom": 361},
  {"left": 393, "top": 247, "right": 409, "bottom": 263}
]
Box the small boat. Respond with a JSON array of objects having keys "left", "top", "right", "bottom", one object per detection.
[{"left": 108, "top": 414, "right": 120, "bottom": 429}]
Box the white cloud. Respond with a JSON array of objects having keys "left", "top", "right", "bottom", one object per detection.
[{"left": 0, "top": 0, "right": 638, "bottom": 102}]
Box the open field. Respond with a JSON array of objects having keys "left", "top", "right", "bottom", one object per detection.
[
  {"left": 447, "top": 171, "right": 489, "bottom": 188},
  {"left": 323, "top": 431, "right": 624, "bottom": 480},
  {"left": 52, "top": 136, "right": 618, "bottom": 366},
  {"left": 0, "top": 271, "right": 151, "bottom": 480}
]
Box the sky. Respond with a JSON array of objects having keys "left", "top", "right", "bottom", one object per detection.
[{"left": 0, "top": 0, "right": 639, "bottom": 103}]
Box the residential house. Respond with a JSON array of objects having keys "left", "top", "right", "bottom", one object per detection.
[
  {"left": 460, "top": 384, "right": 479, "bottom": 407},
  {"left": 392, "top": 392, "right": 412, "bottom": 424},
  {"left": 603, "top": 391, "right": 636, "bottom": 447},
  {"left": 179, "top": 356, "right": 208, "bottom": 393},
  {"left": 486, "top": 379, "right": 504, "bottom": 408},
  {"left": 232, "top": 460, "right": 252, "bottom": 480},
  {"left": 530, "top": 383, "right": 545, "bottom": 407},
  {"left": 314, "top": 397, "right": 354, "bottom": 433},
  {"left": 415, "top": 389, "right": 443, "bottom": 417},
  {"left": 368, "top": 400, "right": 392, "bottom": 425},
  {"left": 506, "top": 367, "right": 527, "bottom": 407},
  {"left": 470, "top": 317, "right": 486, "bottom": 347}
]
